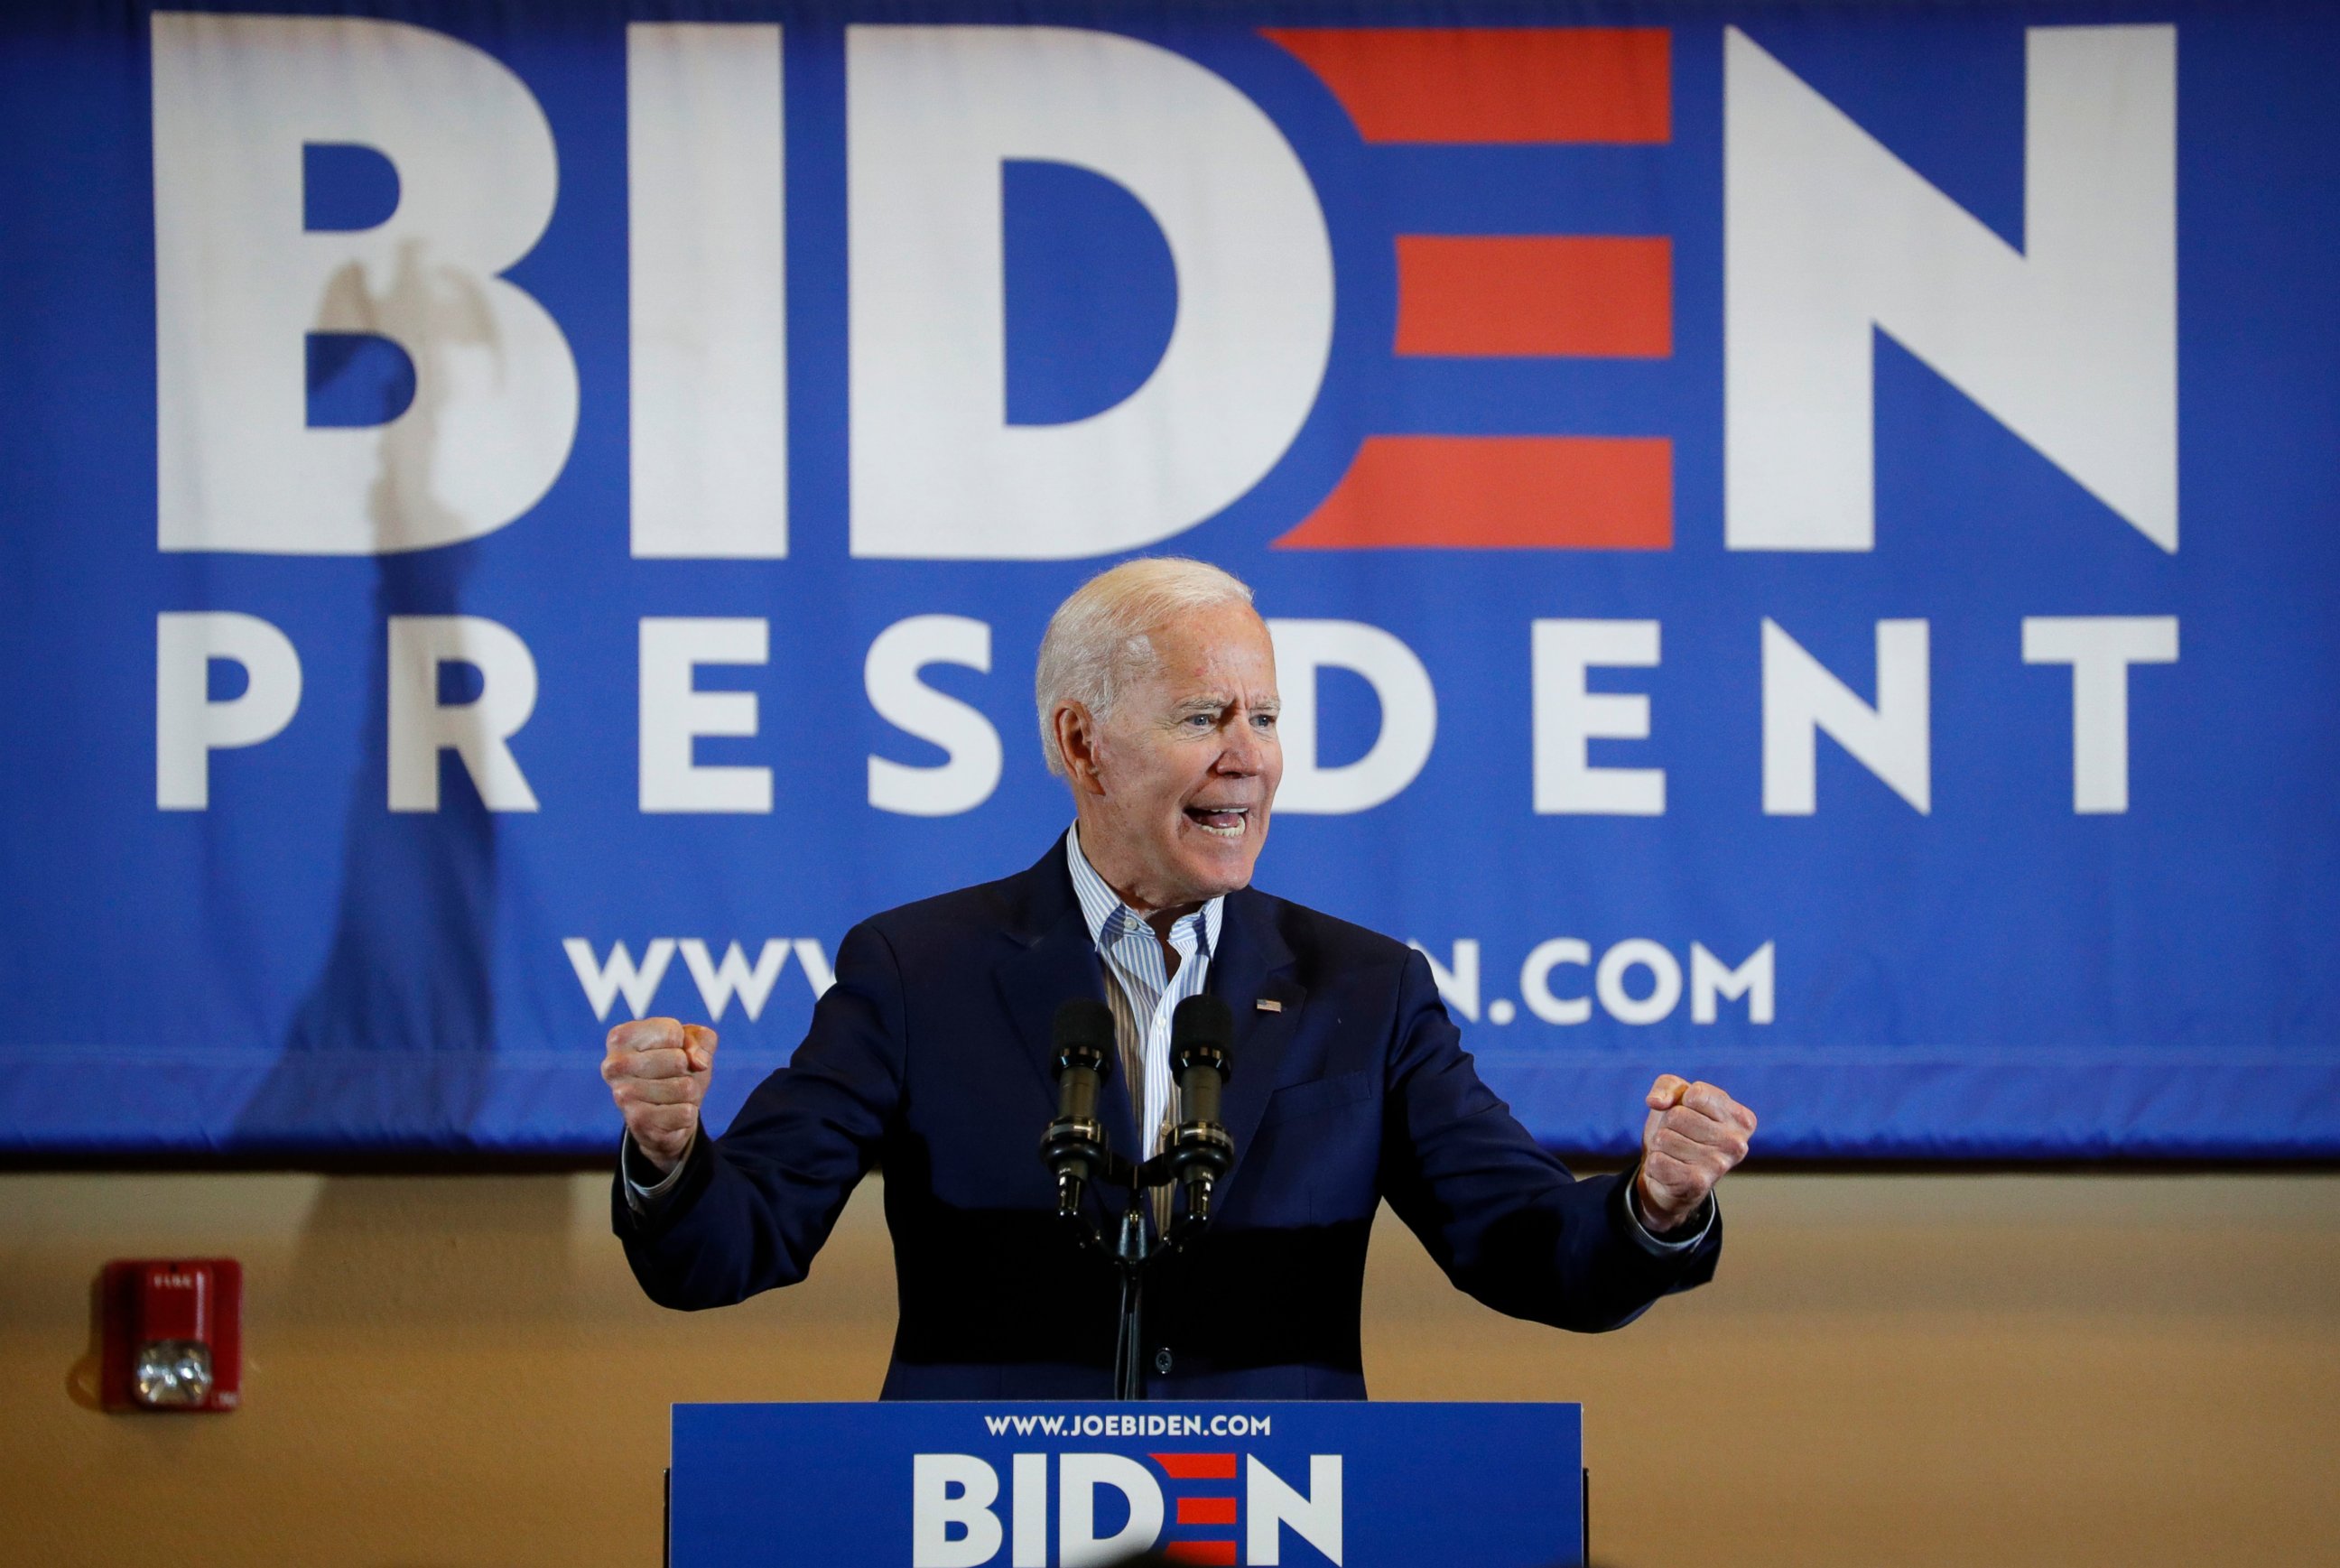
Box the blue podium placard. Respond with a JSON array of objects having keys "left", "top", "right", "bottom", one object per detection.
[{"left": 671, "top": 1402, "right": 1583, "bottom": 1567}]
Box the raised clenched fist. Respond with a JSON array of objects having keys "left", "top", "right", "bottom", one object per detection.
[
  {"left": 601, "top": 1016, "right": 717, "bottom": 1174},
  {"left": 1636, "top": 1074, "right": 1756, "bottom": 1234}
]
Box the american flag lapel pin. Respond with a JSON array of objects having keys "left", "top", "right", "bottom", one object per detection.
[{"left": 1255, "top": 998, "right": 1283, "bottom": 1013}]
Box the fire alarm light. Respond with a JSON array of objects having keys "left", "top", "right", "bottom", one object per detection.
[{"left": 99, "top": 1258, "right": 242, "bottom": 1413}]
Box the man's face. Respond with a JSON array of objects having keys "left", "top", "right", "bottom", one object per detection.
[{"left": 1072, "top": 602, "right": 1283, "bottom": 914}]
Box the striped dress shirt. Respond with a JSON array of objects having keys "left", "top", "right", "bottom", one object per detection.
[{"left": 1066, "top": 828, "right": 1223, "bottom": 1234}]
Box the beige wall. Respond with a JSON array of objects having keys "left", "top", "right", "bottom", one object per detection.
[{"left": 1, "top": 1170, "right": 2333, "bottom": 1567}]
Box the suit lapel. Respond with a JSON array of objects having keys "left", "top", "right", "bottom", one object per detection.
[
  {"left": 989, "top": 838, "right": 1135, "bottom": 1153},
  {"left": 1208, "top": 887, "right": 1305, "bottom": 1202}
]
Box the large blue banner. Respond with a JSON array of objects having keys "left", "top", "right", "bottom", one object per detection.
[{"left": 2, "top": 2, "right": 2333, "bottom": 1155}]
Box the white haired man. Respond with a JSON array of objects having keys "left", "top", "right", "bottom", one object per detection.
[{"left": 605, "top": 557, "right": 1753, "bottom": 1398}]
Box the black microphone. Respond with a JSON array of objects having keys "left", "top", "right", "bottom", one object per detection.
[
  {"left": 1165, "top": 994, "right": 1236, "bottom": 1226},
  {"left": 1039, "top": 998, "right": 1116, "bottom": 1217}
]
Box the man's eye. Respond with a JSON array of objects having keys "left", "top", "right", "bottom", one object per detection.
[{"left": 1253, "top": 713, "right": 1277, "bottom": 730}]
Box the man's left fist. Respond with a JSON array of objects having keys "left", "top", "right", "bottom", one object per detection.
[{"left": 1636, "top": 1075, "right": 1756, "bottom": 1234}]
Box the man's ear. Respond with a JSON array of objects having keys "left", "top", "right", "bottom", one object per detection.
[{"left": 1053, "top": 702, "right": 1107, "bottom": 796}]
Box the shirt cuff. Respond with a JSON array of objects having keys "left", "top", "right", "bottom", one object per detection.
[
  {"left": 1624, "top": 1176, "right": 1716, "bottom": 1256},
  {"left": 619, "top": 1130, "right": 695, "bottom": 1216}
]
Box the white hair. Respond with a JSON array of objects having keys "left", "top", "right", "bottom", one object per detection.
[{"left": 1035, "top": 557, "right": 1256, "bottom": 778}]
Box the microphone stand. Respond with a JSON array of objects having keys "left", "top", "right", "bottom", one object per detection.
[
  {"left": 1100, "top": 1150, "right": 1216, "bottom": 1401},
  {"left": 1050, "top": 1136, "right": 1184, "bottom": 1402},
  {"left": 1109, "top": 1207, "right": 1149, "bottom": 1402},
  {"left": 1043, "top": 997, "right": 1236, "bottom": 1402}
]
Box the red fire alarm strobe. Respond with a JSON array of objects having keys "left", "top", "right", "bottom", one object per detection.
[{"left": 100, "top": 1258, "right": 242, "bottom": 1413}]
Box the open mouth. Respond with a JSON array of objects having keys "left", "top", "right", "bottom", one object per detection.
[{"left": 1184, "top": 805, "right": 1250, "bottom": 838}]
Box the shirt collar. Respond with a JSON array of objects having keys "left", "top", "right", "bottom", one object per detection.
[{"left": 1066, "top": 826, "right": 1223, "bottom": 960}]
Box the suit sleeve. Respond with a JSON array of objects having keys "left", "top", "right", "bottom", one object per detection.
[
  {"left": 610, "top": 921, "right": 907, "bottom": 1310},
  {"left": 1377, "top": 950, "right": 1720, "bottom": 1331}
]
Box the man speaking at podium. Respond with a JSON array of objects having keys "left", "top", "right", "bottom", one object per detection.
[{"left": 605, "top": 558, "right": 1755, "bottom": 1399}]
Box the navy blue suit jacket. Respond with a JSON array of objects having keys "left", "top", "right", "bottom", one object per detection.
[{"left": 615, "top": 837, "right": 1720, "bottom": 1399}]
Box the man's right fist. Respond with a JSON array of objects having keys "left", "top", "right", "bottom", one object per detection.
[{"left": 601, "top": 1017, "right": 717, "bottom": 1174}]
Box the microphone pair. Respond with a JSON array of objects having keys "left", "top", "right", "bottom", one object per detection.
[{"left": 1042, "top": 994, "right": 1236, "bottom": 1227}]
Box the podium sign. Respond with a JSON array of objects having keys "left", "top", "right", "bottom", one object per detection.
[{"left": 671, "top": 1402, "right": 1584, "bottom": 1567}]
